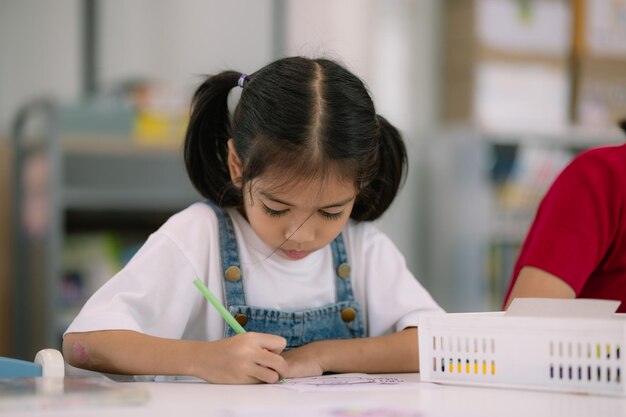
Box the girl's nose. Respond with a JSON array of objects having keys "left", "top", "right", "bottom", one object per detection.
[{"left": 285, "top": 220, "right": 315, "bottom": 243}]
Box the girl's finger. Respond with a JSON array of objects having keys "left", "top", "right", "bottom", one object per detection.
[
  {"left": 248, "top": 332, "right": 287, "bottom": 354},
  {"left": 255, "top": 349, "right": 288, "bottom": 377},
  {"left": 250, "top": 363, "right": 282, "bottom": 384}
]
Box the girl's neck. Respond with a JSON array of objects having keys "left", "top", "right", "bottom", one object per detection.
[{"left": 236, "top": 205, "right": 248, "bottom": 222}]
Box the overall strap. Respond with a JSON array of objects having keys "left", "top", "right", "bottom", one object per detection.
[
  {"left": 203, "top": 199, "right": 246, "bottom": 307},
  {"left": 331, "top": 233, "right": 354, "bottom": 303}
]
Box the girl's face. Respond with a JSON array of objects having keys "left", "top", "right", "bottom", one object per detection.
[
  {"left": 242, "top": 175, "right": 356, "bottom": 260},
  {"left": 227, "top": 139, "right": 356, "bottom": 260}
]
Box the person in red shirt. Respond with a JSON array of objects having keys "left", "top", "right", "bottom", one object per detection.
[{"left": 504, "top": 120, "right": 626, "bottom": 312}]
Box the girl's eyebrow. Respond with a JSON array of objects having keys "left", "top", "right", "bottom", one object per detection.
[{"left": 259, "top": 191, "right": 354, "bottom": 209}]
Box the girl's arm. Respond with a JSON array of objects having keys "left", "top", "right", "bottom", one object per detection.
[
  {"left": 504, "top": 266, "right": 575, "bottom": 309},
  {"left": 280, "top": 327, "right": 418, "bottom": 377},
  {"left": 63, "top": 330, "right": 288, "bottom": 384}
]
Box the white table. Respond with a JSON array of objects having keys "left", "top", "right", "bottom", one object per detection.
[{"left": 6, "top": 373, "right": 626, "bottom": 417}]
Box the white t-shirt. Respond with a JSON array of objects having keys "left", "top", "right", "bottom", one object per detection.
[{"left": 66, "top": 202, "right": 443, "bottom": 341}]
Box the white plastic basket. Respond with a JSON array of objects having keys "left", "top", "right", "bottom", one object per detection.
[{"left": 418, "top": 311, "right": 626, "bottom": 396}]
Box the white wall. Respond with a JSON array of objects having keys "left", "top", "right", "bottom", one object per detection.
[
  {"left": 283, "top": 0, "right": 374, "bottom": 79},
  {"left": 98, "top": 0, "right": 275, "bottom": 95},
  {"left": 0, "top": 0, "right": 276, "bottom": 137},
  {"left": 369, "top": 1, "right": 441, "bottom": 282},
  {"left": 0, "top": 0, "right": 81, "bottom": 137}
]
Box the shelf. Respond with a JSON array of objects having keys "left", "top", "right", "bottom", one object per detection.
[
  {"left": 62, "top": 136, "right": 184, "bottom": 154},
  {"left": 60, "top": 141, "right": 200, "bottom": 210},
  {"left": 12, "top": 106, "right": 200, "bottom": 359},
  {"left": 423, "top": 128, "right": 625, "bottom": 313},
  {"left": 488, "top": 207, "right": 537, "bottom": 243},
  {"left": 438, "top": 124, "right": 625, "bottom": 147},
  {"left": 63, "top": 188, "right": 199, "bottom": 211}
]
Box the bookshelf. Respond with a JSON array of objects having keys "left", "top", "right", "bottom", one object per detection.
[
  {"left": 11, "top": 100, "right": 200, "bottom": 360},
  {"left": 422, "top": 125, "right": 625, "bottom": 313}
]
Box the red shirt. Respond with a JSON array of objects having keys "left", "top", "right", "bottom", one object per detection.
[{"left": 504, "top": 144, "right": 626, "bottom": 312}]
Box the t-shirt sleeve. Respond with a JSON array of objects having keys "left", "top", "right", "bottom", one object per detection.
[
  {"left": 64, "top": 232, "right": 204, "bottom": 339},
  {"left": 360, "top": 226, "right": 444, "bottom": 336},
  {"left": 509, "top": 151, "right": 618, "bottom": 295}
]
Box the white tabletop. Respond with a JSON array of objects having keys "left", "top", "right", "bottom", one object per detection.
[{"left": 6, "top": 373, "right": 626, "bottom": 417}]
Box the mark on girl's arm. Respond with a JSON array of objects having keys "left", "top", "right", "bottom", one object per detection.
[{"left": 72, "top": 340, "right": 90, "bottom": 366}]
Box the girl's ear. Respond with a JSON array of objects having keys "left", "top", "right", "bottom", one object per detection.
[{"left": 227, "top": 139, "right": 243, "bottom": 188}]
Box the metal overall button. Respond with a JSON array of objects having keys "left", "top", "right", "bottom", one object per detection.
[
  {"left": 224, "top": 266, "right": 241, "bottom": 282},
  {"left": 234, "top": 313, "right": 248, "bottom": 327},
  {"left": 341, "top": 307, "right": 357, "bottom": 323},
  {"left": 337, "top": 263, "right": 351, "bottom": 278}
]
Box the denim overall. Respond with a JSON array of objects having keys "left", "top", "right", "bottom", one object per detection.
[{"left": 205, "top": 200, "right": 365, "bottom": 349}]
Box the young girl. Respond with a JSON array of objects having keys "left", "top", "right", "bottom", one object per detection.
[{"left": 63, "top": 56, "right": 443, "bottom": 384}]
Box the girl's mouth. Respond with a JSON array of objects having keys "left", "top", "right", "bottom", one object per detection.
[{"left": 281, "top": 249, "right": 310, "bottom": 260}]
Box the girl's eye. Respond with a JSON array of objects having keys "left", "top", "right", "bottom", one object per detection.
[
  {"left": 262, "top": 203, "right": 288, "bottom": 217},
  {"left": 319, "top": 210, "right": 343, "bottom": 220}
]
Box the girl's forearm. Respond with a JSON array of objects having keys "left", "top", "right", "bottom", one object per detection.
[
  {"left": 63, "top": 330, "right": 289, "bottom": 384},
  {"left": 63, "top": 330, "right": 202, "bottom": 377},
  {"left": 313, "top": 327, "right": 419, "bottom": 374}
]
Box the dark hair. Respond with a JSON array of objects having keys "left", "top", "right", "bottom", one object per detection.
[
  {"left": 620, "top": 118, "right": 626, "bottom": 135},
  {"left": 184, "top": 56, "right": 407, "bottom": 221}
]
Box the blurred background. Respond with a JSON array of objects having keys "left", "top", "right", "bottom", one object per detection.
[{"left": 1, "top": 0, "right": 625, "bottom": 360}]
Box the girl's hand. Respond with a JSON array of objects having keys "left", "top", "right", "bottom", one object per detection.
[
  {"left": 280, "top": 342, "right": 324, "bottom": 378},
  {"left": 193, "top": 332, "right": 288, "bottom": 384}
]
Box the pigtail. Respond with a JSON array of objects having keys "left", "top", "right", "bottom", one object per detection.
[
  {"left": 351, "top": 115, "right": 407, "bottom": 221},
  {"left": 184, "top": 71, "right": 242, "bottom": 205}
]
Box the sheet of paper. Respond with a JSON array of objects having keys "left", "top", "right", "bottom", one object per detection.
[
  {"left": 274, "top": 373, "right": 420, "bottom": 392},
  {"left": 586, "top": 0, "right": 626, "bottom": 57},
  {"left": 476, "top": 0, "right": 571, "bottom": 55},
  {"left": 474, "top": 61, "right": 568, "bottom": 132},
  {"left": 505, "top": 298, "right": 620, "bottom": 318}
]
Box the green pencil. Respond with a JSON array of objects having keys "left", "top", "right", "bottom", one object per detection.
[{"left": 193, "top": 278, "right": 246, "bottom": 334}]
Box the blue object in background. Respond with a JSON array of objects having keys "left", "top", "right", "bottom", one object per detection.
[
  {"left": 0, "top": 357, "right": 42, "bottom": 378},
  {"left": 0, "top": 349, "right": 64, "bottom": 378}
]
